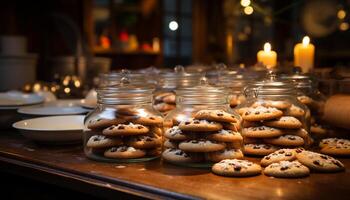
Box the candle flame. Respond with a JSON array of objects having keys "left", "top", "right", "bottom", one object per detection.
[
  {"left": 264, "top": 42, "right": 271, "bottom": 52},
  {"left": 302, "top": 36, "right": 310, "bottom": 46}
]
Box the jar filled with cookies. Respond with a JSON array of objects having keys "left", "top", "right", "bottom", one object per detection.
[
  {"left": 237, "top": 72, "right": 312, "bottom": 156},
  {"left": 83, "top": 76, "right": 163, "bottom": 162},
  {"left": 162, "top": 78, "right": 243, "bottom": 167},
  {"left": 154, "top": 66, "right": 202, "bottom": 115},
  {"left": 281, "top": 72, "right": 328, "bottom": 139}
]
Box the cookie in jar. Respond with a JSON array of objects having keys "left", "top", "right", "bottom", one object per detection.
[
  {"left": 162, "top": 78, "right": 243, "bottom": 167},
  {"left": 281, "top": 72, "right": 328, "bottom": 140},
  {"left": 84, "top": 77, "right": 163, "bottom": 162},
  {"left": 154, "top": 66, "right": 202, "bottom": 115}
]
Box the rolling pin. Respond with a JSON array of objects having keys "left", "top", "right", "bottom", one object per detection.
[{"left": 323, "top": 94, "right": 350, "bottom": 130}]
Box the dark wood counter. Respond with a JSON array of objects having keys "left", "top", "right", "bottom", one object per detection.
[{"left": 0, "top": 132, "right": 349, "bottom": 200}]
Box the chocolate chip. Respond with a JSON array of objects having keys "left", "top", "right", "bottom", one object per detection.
[
  {"left": 245, "top": 111, "right": 251, "bottom": 115},
  {"left": 120, "top": 146, "right": 127, "bottom": 152},
  {"left": 234, "top": 166, "right": 242, "bottom": 171},
  {"left": 118, "top": 126, "right": 125, "bottom": 130},
  {"left": 313, "top": 160, "right": 321, "bottom": 166},
  {"left": 258, "top": 127, "right": 265, "bottom": 130},
  {"left": 217, "top": 113, "right": 224, "bottom": 116},
  {"left": 253, "top": 146, "right": 260, "bottom": 149},
  {"left": 185, "top": 122, "right": 190, "bottom": 125},
  {"left": 288, "top": 136, "right": 296, "bottom": 140},
  {"left": 175, "top": 151, "right": 184, "bottom": 156},
  {"left": 146, "top": 138, "right": 153, "bottom": 141},
  {"left": 265, "top": 146, "right": 271, "bottom": 149},
  {"left": 137, "top": 126, "right": 143, "bottom": 129},
  {"left": 266, "top": 110, "right": 270, "bottom": 113},
  {"left": 320, "top": 155, "right": 328, "bottom": 160},
  {"left": 296, "top": 148, "right": 303, "bottom": 153},
  {"left": 255, "top": 111, "right": 260, "bottom": 115},
  {"left": 279, "top": 150, "right": 285, "bottom": 154},
  {"left": 150, "top": 117, "right": 155, "bottom": 120},
  {"left": 265, "top": 156, "right": 270, "bottom": 160},
  {"left": 281, "top": 166, "right": 289, "bottom": 171},
  {"left": 97, "top": 119, "right": 102, "bottom": 121},
  {"left": 110, "top": 147, "right": 117, "bottom": 152},
  {"left": 109, "top": 127, "right": 114, "bottom": 130},
  {"left": 194, "top": 121, "right": 200, "bottom": 124},
  {"left": 93, "top": 137, "right": 100, "bottom": 141},
  {"left": 285, "top": 152, "right": 292, "bottom": 156},
  {"left": 333, "top": 161, "right": 343, "bottom": 168}
]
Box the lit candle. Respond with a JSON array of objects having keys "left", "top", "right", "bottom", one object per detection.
[
  {"left": 257, "top": 42, "right": 277, "bottom": 68},
  {"left": 294, "top": 36, "right": 315, "bottom": 73}
]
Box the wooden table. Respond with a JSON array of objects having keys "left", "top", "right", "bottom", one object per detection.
[{"left": 0, "top": 132, "right": 349, "bottom": 200}]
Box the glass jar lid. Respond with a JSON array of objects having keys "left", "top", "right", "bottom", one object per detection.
[
  {"left": 97, "top": 76, "right": 154, "bottom": 105},
  {"left": 176, "top": 77, "right": 229, "bottom": 105},
  {"left": 158, "top": 65, "right": 203, "bottom": 89},
  {"left": 280, "top": 71, "right": 317, "bottom": 89},
  {"left": 245, "top": 72, "right": 297, "bottom": 96},
  {"left": 99, "top": 69, "right": 156, "bottom": 87}
]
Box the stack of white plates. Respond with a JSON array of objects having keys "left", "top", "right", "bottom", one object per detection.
[{"left": 0, "top": 92, "right": 43, "bottom": 128}]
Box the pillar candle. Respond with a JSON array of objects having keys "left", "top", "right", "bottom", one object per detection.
[
  {"left": 294, "top": 36, "right": 315, "bottom": 73},
  {"left": 257, "top": 42, "right": 277, "bottom": 68}
]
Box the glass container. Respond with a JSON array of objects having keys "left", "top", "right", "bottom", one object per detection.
[
  {"left": 83, "top": 76, "right": 163, "bottom": 162},
  {"left": 162, "top": 78, "right": 243, "bottom": 167},
  {"left": 236, "top": 72, "right": 312, "bottom": 156}
]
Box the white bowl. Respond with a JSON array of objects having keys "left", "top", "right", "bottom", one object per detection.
[{"left": 13, "top": 115, "right": 85, "bottom": 144}]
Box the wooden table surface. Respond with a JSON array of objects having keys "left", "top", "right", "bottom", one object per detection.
[{"left": 0, "top": 132, "right": 349, "bottom": 200}]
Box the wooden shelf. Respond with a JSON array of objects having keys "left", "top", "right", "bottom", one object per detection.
[
  {"left": 0, "top": 132, "right": 350, "bottom": 199},
  {"left": 93, "top": 47, "right": 160, "bottom": 56}
]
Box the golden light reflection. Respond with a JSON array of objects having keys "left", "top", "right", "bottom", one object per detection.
[
  {"left": 244, "top": 6, "right": 254, "bottom": 15},
  {"left": 64, "top": 87, "right": 71, "bottom": 94},
  {"left": 338, "top": 9, "right": 346, "bottom": 19}
]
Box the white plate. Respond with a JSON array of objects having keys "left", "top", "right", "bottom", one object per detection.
[
  {"left": 18, "top": 104, "right": 89, "bottom": 116},
  {"left": 13, "top": 115, "right": 85, "bottom": 144},
  {"left": 0, "top": 92, "right": 43, "bottom": 107}
]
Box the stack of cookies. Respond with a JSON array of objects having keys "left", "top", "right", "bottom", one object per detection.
[
  {"left": 162, "top": 109, "right": 243, "bottom": 165},
  {"left": 85, "top": 108, "right": 163, "bottom": 161},
  {"left": 239, "top": 101, "right": 311, "bottom": 156},
  {"left": 154, "top": 92, "right": 176, "bottom": 114},
  {"left": 297, "top": 95, "right": 328, "bottom": 138}
]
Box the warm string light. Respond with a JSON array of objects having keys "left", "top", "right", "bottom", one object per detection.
[{"left": 240, "top": 0, "right": 251, "bottom": 7}]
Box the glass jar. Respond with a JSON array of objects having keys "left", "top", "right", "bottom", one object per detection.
[
  {"left": 162, "top": 78, "right": 243, "bottom": 167},
  {"left": 281, "top": 72, "right": 328, "bottom": 139},
  {"left": 83, "top": 77, "right": 163, "bottom": 162},
  {"left": 236, "top": 73, "right": 311, "bottom": 156},
  {"left": 217, "top": 71, "right": 257, "bottom": 108},
  {"left": 154, "top": 66, "right": 202, "bottom": 115}
]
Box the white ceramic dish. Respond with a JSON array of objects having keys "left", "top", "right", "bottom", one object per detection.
[
  {"left": 0, "top": 92, "right": 43, "bottom": 107},
  {"left": 13, "top": 115, "right": 85, "bottom": 144},
  {"left": 18, "top": 104, "right": 89, "bottom": 116}
]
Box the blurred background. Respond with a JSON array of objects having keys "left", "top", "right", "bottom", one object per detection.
[{"left": 1, "top": 0, "right": 350, "bottom": 94}]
